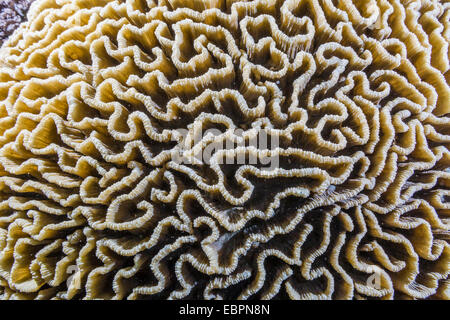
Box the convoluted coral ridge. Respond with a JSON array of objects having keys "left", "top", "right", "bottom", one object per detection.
[{"left": 0, "top": 0, "right": 449, "bottom": 300}]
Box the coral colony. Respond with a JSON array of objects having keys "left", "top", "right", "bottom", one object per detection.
[{"left": 0, "top": 0, "right": 448, "bottom": 300}]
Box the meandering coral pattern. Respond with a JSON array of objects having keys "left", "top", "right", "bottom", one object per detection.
[{"left": 0, "top": 0, "right": 449, "bottom": 299}]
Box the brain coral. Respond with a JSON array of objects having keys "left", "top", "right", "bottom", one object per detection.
[{"left": 0, "top": 0, "right": 449, "bottom": 300}]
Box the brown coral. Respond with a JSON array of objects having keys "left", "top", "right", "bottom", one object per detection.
[
  {"left": 0, "top": 0, "right": 449, "bottom": 300},
  {"left": 0, "top": 0, "right": 35, "bottom": 47}
]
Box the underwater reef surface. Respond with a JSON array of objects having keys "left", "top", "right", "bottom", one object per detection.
[
  {"left": 0, "top": 0, "right": 34, "bottom": 46},
  {"left": 0, "top": 0, "right": 449, "bottom": 300}
]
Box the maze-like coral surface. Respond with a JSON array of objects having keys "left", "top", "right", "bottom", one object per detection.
[{"left": 0, "top": 0, "right": 449, "bottom": 300}]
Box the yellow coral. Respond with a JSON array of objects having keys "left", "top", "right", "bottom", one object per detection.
[{"left": 0, "top": 0, "right": 449, "bottom": 300}]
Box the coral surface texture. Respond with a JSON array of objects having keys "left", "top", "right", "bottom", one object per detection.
[
  {"left": 0, "top": 0, "right": 35, "bottom": 46},
  {"left": 0, "top": 0, "right": 449, "bottom": 300}
]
